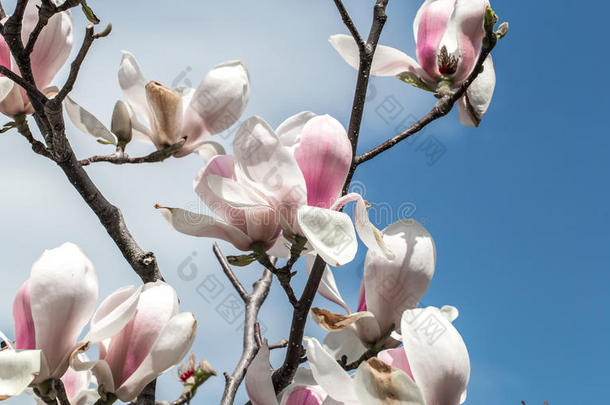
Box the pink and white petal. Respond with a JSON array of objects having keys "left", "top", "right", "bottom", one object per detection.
[
  {"left": 13, "top": 280, "right": 35, "bottom": 350},
  {"left": 457, "top": 55, "right": 495, "bottom": 127},
  {"left": 118, "top": 51, "right": 150, "bottom": 124},
  {"left": 442, "top": 0, "right": 487, "bottom": 84},
  {"left": 0, "top": 349, "right": 42, "bottom": 400},
  {"left": 323, "top": 327, "right": 368, "bottom": 364},
  {"left": 61, "top": 360, "right": 91, "bottom": 400},
  {"left": 416, "top": 0, "right": 455, "bottom": 79},
  {"left": 332, "top": 194, "right": 394, "bottom": 260},
  {"left": 193, "top": 155, "right": 247, "bottom": 230},
  {"left": 245, "top": 343, "right": 279, "bottom": 405},
  {"left": 413, "top": 0, "right": 438, "bottom": 42},
  {"left": 353, "top": 358, "right": 425, "bottom": 405},
  {"left": 296, "top": 206, "right": 357, "bottom": 267},
  {"left": 276, "top": 111, "right": 317, "bottom": 148},
  {"left": 294, "top": 115, "right": 351, "bottom": 209},
  {"left": 157, "top": 206, "right": 253, "bottom": 251},
  {"left": 71, "top": 390, "right": 100, "bottom": 405},
  {"left": 29, "top": 242, "right": 98, "bottom": 379},
  {"left": 305, "top": 254, "right": 350, "bottom": 314},
  {"left": 85, "top": 286, "right": 142, "bottom": 343},
  {"left": 0, "top": 78, "right": 27, "bottom": 117},
  {"left": 115, "top": 312, "right": 196, "bottom": 402},
  {"left": 24, "top": 2, "right": 73, "bottom": 89},
  {"left": 357, "top": 281, "right": 366, "bottom": 312},
  {"left": 282, "top": 386, "right": 325, "bottom": 405},
  {"left": 303, "top": 338, "right": 357, "bottom": 404},
  {"left": 233, "top": 116, "right": 307, "bottom": 218},
  {"left": 124, "top": 102, "right": 154, "bottom": 144},
  {"left": 267, "top": 235, "right": 292, "bottom": 259},
  {"left": 64, "top": 97, "right": 117, "bottom": 144},
  {"left": 104, "top": 281, "right": 179, "bottom": 390},
  {"left": 0, "top": 77, "right": 14, "bottom": 103},
  {"left": 400, "top": 307, "right": 470, "bottom": 405},
  {"left": 377, "top": 348, "right": 414, "bottom": 381},
  {"left": 364, "top": 219, "right": 436, "bottom": 336},
  {"left": 279, "top": 368, "right": 322, "bottom": 404},
  {"left": 179, "top": 60, "right": 250, "bottom": 156},
  {"left": 329, "top": 34, "right": 429, "bottom": 80}
]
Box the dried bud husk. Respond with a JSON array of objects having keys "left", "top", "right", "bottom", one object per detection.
[
  {"left": 197, "top": 359, "right": 217, "bottom": 377},
  {"left": 145, "top": 81, "right": 183, "bottom": 147},
  {"left": 496, "top": 22, "right": 509, "bottom": 39},
  {"left": 111, "top": 100, "right": 132, "bottom": 148}
]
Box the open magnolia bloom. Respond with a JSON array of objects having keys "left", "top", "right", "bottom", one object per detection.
[
  {"left": 311, "top": 220, "right": 436, "bottom": 362},
  {"left": 302, "top": 306, "right": 469, "bottom": 405},
  {"left": 0, "top": 242, "right": 98, "bottom": 400},
  {"left": 0, "top": 0, "right": 73, "bottom": 117},
  {"left": 330, "top": 0, "right": 495, "bottom": 127},
  {"left": 71, "top": 281, "right": 197, "bottom": 402},
  {"left": 161, "top": 113, "right": 393, "bottom": 266}
]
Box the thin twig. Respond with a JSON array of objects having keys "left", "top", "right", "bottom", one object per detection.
[
  {"left": 13, "top": 114, "right": 53, "bottom": 158},
  {"left": 269, "top": 339, "right": 289, "bottom": 350},
  {"left": 332, "top": 0, "right": 365, "bottom": 51},
  {"left": 0, "top": 66, "right": 47, "bottom": 105},
  {"left": 79, "top": 138, "right": 186, "bottom": 166},
  {"left": 213, "top": 242, "right": 248, "bottom": 301},
  {"left": 340, "top": 0, "right": 389, "bottom": 195},
  {"left": 217, "top": 244, "right": 275, "bottom": 405}
]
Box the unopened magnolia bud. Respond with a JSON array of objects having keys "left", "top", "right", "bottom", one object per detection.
[
  {"left": 111, "top": 100, "right": 132, "bottom": 147},
  {"left": 496, "top": 22, "right": 509, "bottom": 39}
]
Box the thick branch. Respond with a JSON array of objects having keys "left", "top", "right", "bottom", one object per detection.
[
  {"left": 79, "top": 138, "right": 186, "bottom": 166},
  {"left": 220, "top": 249, "right": 273, "bottom": 405},
  {"left": 271, "top": 255, "right": 326, "bottom": 393},
  {"left": 53, "top": 380, "right": 72, "bottom": 405}
]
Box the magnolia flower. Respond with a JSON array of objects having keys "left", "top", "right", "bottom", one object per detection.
[
  {"left": 303, "top": 306, "right": 470, "bottom": 405},
  {"left": 160, "top": 113, "right": 392, "bottom": 266},
  {"left": 66, "top": 52, "right": 249, "bottom": 158},
  {"left": 330, "top": 0, "right": 495, "bottom": 127},
  {"left": 72, "top": 281, "right": 197, "bottom": 402},
  {"left": 0, "top": 242, "right": 98, "bottom": 401},
  {"left": 310, "top": 220, "right": 436, "bottom": 362},
  {"left": 0, "top": 0, "right": 73, "bottom": 117}
]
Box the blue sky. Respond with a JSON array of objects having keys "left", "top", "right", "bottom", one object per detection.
[{"left": 1, "top": 0, "right": 609, "bottom": 404}]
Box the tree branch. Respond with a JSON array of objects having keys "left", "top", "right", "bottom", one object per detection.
[
  {"left": 53, "top": 380, "right": 72, "bottom": 405},
  {"left": 219, "top": 247, "right": 274, "bottom": 405},
  {"left": 79, "top": 138, "right": 186, "bottom": 166},
  {"left": 339, "top": 0, "right": 389, "bottom": 194},
  {"left": 332, "top": 0, "right": 365, "bottom": 51}
]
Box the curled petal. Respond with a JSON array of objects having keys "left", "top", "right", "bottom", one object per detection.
[
  {"left": 64, "top": 97, "right": 117, "bottom": 144},
  {"left": 353, "top": 358, "right": 425, "bottom": 405},
  {"left": 296, "top": 206, "right": 357, "bottom": 267},
  {"left": 195, "top": 141, "right": 225, "bottom": 162},
  {"left": 29, "top": 242, "right": 98, "bottom": 380},
  {"left": 323, "top": 327, "right": 368, "bottom": 364},
  {"left": 332, "top": 193, "right": 394, "bottom": 260},
  {"left": 401, "top": 307, "right": 470, "bottom": 405},
  {"left": 157, "top": 206, "right": 253, "bottom": 251},
  {"left": 0, "top": 349, "right": 42, "bottom": 400},
  {"left": 245, "top": 343, "right": 278, "bottom": 405},
  {"left": 85, "top": 285, "right": 142, "bottom": 343},
  {"left": 179, "top": 60, "right": 250, "bottom": 155},
  {"left": 282, "top": 386, "right": 324, "bottom": 405},
  {"left": 364, "top": 220, "right": 436, "bottom": 336},
  {"left": 310, "top": 308, "right": 374, "bottom": 332},
  {"left": 415, "top": 0, "right": 454, "bottom": 79},
  {"left": 457, "top": 55, "right": 495, "bottom": 127},
  {"left": 377, "top": 348, "right": 414, "bottom": 381}
]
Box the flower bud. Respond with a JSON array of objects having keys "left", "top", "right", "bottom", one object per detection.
[{"left": 110, "top": 100, "right": 132, "bottom": 147}]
